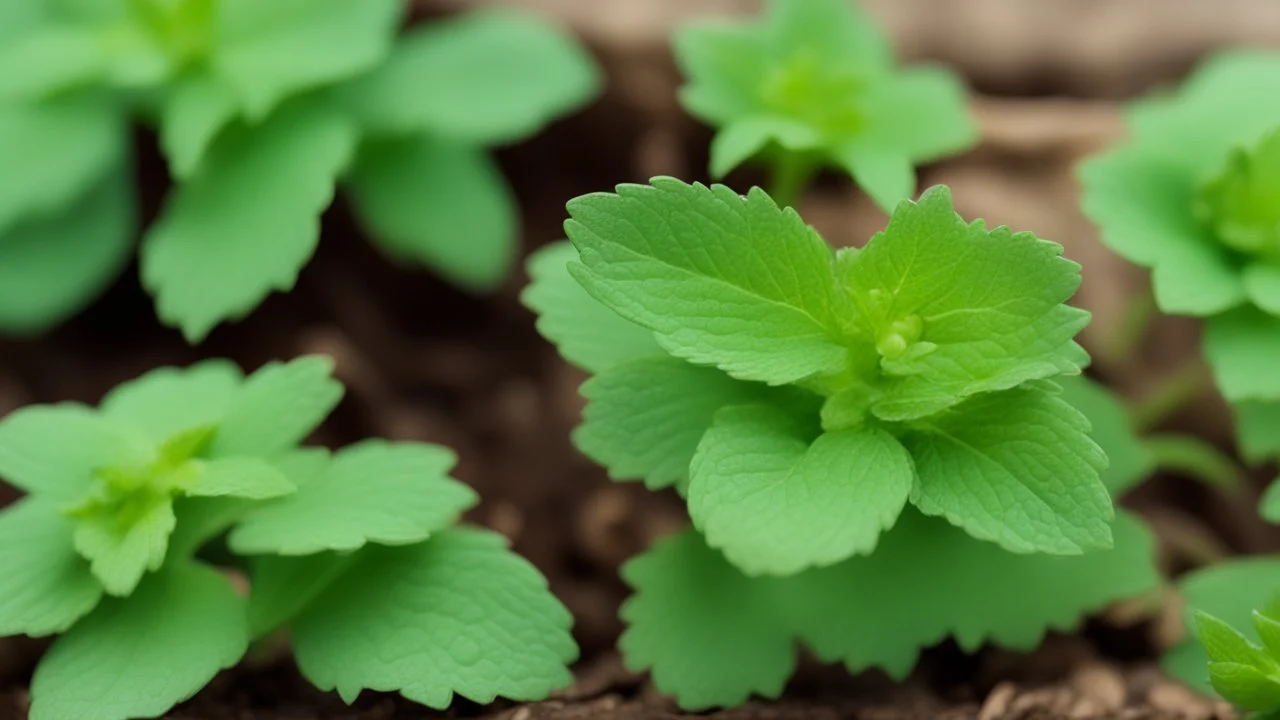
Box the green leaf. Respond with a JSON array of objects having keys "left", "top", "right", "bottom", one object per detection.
[
  {"left": 0, "top": 499, "right": 102, "bottom": 636},
  {"left": 834, "top": 146, "right": 914, "bottom": 213},
  {"left": 247, "top": 551, "right": 356, "bottom": 636},
  {"left": 0, "top": 92, "right": 123, "bottom": 233},
  {"left": 520, "top": 240, "right": 663, "bottom": 373},
  {"left": 229, "top": 440, "right": 475, "bottom": 555},
  {"left": 1256, "top": 603, "right": 1280, "bottom": 658},
  {"left": 159, "top": 73, "right": 239, "bottom": 179},
  {"left": 576, "top": 357, "right": 788, "bottom": 491},
  {"left": 347, "top": 134, "right": 516, "bottom": 291},
  {"left": 1054, "top": 376, "right": 1154, "bottom": 496},
  {"left": 0, "top": 26, "right": 105, "bottom": 101},
  {"left": 853, "top": 67, "right": 976, "bottom": 164},
  {"left": 0, "top": 403, "right": 152, "bottom": 503},
  {"left": 905, "top": 388, "right": 1113, "bottom": 555},
  {"left": 212, "top": 0, "right": 401, "bottom": 119},
  {"left": 344, "top": 8, "right": 599, "bottom": 145},
  {"left": 1205, "top": 306, "right": 1280, "bottom": 402},
  {"left": 141, "top": 100, "right": 357, "bottom": 342},
  {"left": 619, "top": 529, "right": 796, "bottom": 710},
  {"left": 843, "top": 187, "right": 1089, "bottom": 421},
  {"left": 29, "top": 562, "right": 249, "bottom": 720},
  {"left": 0, "top": 171, "right": 134, "bottom": 334},
  {"left": 72, "top": 495, "right": 176, "bottom": 597},
  {"left": 566, "top": 179, "right": 849, "bottom": 386},
  {"left": 209, "top": 356, "right": 343, "bottom": 458},
  {"left": 1235, "top": 401, "right": 1280, "bottom": 463},
  {"left": 1260, "top": 481, "right": 1280, "bottom": 524},
  {"left": 1164, "top": 557, "right": 1280, "bottom": 695},
  {"left": 100, "top": 360, "right": 242, "bottom": 443},
  {"left": 186, "top": 457, "right": 294, "bottom": 500},
  {"left": 290, "top": 528, "right": 576, "bottom": 707},
  {"left": 674, "top": 23, "right": 769, "bottom": 127},
  {"left": 1207, "top": 662, "right": 1280, "bottom": 711},
  {"left": 167, "top": 496, "right": 254, "bottom": 558},
  {"left": 1245, "top": 264, "right": 1280, "bottom": 316},
  {"left": 689, "top": 403, "right": 913, "bottom": 575},
  {"left": 1196, "top": 611, "right": 1275, "bottom": 670}
]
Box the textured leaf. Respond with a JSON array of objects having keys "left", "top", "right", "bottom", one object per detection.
[
  {"left": 1207, "top": 661, "right": 1280, "bottom": 711},
  {"left": 0, "top": 499, "right": 102, "bottom": 636},
  {"left": 566, "top": 179, "right": 848, "bottom": 385},
  {"left": 72, "top": 496, "right": 176, "bottom": 597},
  {"left": 521, "top": 240, "right": 662, "bottom": 373},
  {"left": 209, "top": 356, "right": 343, "bottom": 458},
  {"left": 689, "top": 404, "right": 913, "bottom": 575},
  {"left": 229, "top": 440, "right": 475, "bottom": 555},
  {"left": 348, "top": 134, "right": 516, "bottom": 291},
  {"left": 291, "top": 529, "right": 577, "bottom": 707},
  {"left": 213, "top": 0, "right": 400, "bottom": 118},
  {"left": 160, "top": 73, "right": 239, "bottom": 179},
  {"left": 1205, "top": 307, "right": 1280, "bottom": 402},
  {"left": 141, "top": 101, "right": 356, "bottom": 342},
  {"left": 0, "top": 404, "right": 151, "bottom": 502},
  {"left": 1055, "top": 375, "right": 1154, "bottom": 496},
  {"left": 905, "top": 388, "right": 1113, "bottom": 555},
  {"left": 100, "top": 360, "right": 242, "bottom": 443},
  {"left": 29, "top": 562, "right": 249, "bottom": 720},
  {"left": 346, "top": 8, "right": 599, "bottom": 144},
  {"left": 186, "top": 457, "right": 294, "bottom": 500},
  {"left": 0, "top": 172, "right": 134, "bottom": 334},
  {"left": 843, "top": 187, "right": 1089, "bottom": 421}
]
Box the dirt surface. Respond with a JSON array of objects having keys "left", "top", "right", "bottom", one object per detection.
[{"left": 3, "top": 1, "right": 1280, "bottom": 718}]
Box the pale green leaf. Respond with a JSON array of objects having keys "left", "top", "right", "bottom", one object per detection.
[
  {"left": 708, "top": 117, "right": 784, "bottom": 177},
  {"left": 1205, "top": 307, "right": 1280, "bottom": 402},
  {"left": 1256, "top": 607, "right": 1280, "bottom": 659},
  {"left": 345, "top": 8, "right": 599, "bottom": 145},
  {"left": 141, "top": 100, "right": 357, "bottom": 342},
  {"left": 0, "top": 499, "right": 102, "bottom": 636},
  {"left": 1207, "top": 662, "right": 1280, "bottom": 711},
  {"left": 167, "top": 496, "right": 254, "bottom": 558},
  {"left": 1054, "top": 375, "right": 1154, "bottom": 496},
  {"left": 1260, "top": 481, "right": 1280, "bottom": 524},
  {"left": 186, "top": 457, "right": 294, "bottom": 500},
  {"left": 72, "top": 496, "right": 176, "bottom": 596},
  {"left": 674, "top": 23, "right": 769, "bottom": 126},
  {"left": 1245, "top": 263, "right": 1280, "bottom": 316},
  {"left": 229, "top": 440, "right": 475, "bottom": 555},
  {"left": 855, "top": 67, "right": 976, "bottom": 163},
  {"left": 906, "top": 388, "right": 1113, "bottom": 555},
  {"left": 0, "top": 403, "right": 151, "bottom": 502},
  {"left": 1235, "top": 401, "right": 1280, "bottom": 463},
  {"left": 835, "top": 146, "right": 914, "bottom": 213},
  {"left": 520, "top": 240, "right": 662, "bottom": 373},
  {"left": 160, "top": 73, "right": 239, "bottom": 179},
  {"left": 247, "top": 552, "right": 356, "bottom": 636},
  {"left": 762, "top": 0, "right": 891, "bottom": 71},
  {"left": 291, "top": 528, "right": 577, "bottom": 707},
  {"left": 100, "top": 360, "right": 242, "bottom": 443},
  {"left": 29, "top": 562, "right": 249, "bottom": 720},
  {"left": 1196, "top": 612, "right": 1275, "bottom": 670},
  {"left": 0, "top": 26, "right": 103, "bottom": 101},
  {"left": 209, "top": 356, "right": 343, "bottom": 458},
  {"left": 566, "top": 178, "right": 849, "bottom": 386},
  {"left": 348, "top": 134, "right": 516, "bottom": 291},
  {"left": 689, "top": 404, "right": 913, "bottom": 575}
]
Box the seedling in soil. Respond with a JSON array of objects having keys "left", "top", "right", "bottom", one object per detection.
[
  {"left": 0, "top": 357, "right": 576, "bottom": 720},
  {"left": 1193, "top": 599, "right": 1280, "bottom": 717},
  {"left": 524, "top": 178, "right": 1160, "bottom": 708},
  {"left": 0, "top": 0, "right": 599, "bottom": 341},
  {"left": 674, "top": 0, "right": 975, "bottom": 210}
]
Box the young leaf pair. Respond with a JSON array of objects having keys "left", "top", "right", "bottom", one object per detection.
[
  {"left": 0, "top": 357, "right": 575, "bottom": 720},
  {"left": 524, "top": 177, "right": 1161, "bottom": 708},
  {"left": 1193, "top": 598, "right": 1280, "bottom": 716},
  {"left": 0, "top": 0, "right": 599, "bottom": 341}
]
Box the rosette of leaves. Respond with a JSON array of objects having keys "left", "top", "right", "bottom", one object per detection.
[
  {"left": 522, "top": 177, "right": 1160, "bottom": 708},
  {"left": 674, "top": 0, "right": 975, "bottom": 211},
  {"left": 0, "top": 356, "right": 576, "bottom": 720},
  {"left": 1189, "top": 597, "right": 1280, "bottom": 717},
  {"left": 0, "top": 0, "right": 599, "bottom": 341}
]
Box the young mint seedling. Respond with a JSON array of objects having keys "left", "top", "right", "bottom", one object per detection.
[
  {"left": 1194, "top": 599, "right": 1280, "bottom": 714},
  {"left": 674, "top": 0, "right": 975, "bottom": 210},
  {"left": 524, "top": 178, "right": 1161, "bottom": 708},
  {"left": 0, "top": 1, "right": 599, "bottom": 341},
  {"left": 0, "top": 357, "right": 576, "bottom": 720}
]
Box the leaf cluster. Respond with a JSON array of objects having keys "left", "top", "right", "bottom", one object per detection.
[{"left": 1194, "top": 599, "right": 1280, "bottom": 714}]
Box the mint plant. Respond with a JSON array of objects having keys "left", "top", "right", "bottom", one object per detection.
[
  {"left": 524, "top": 178, "right": 1160, "bottom": 708},
  {"left": 674, "top": 0, "right": 975, "bottom": 210},
  {"left": 1193, "top": 598, "right": 1280, "bottom": 716},
  {"left": 0, "top": 0, "right": 599, "bottom": 341},
  {"left": 0, "top": 356, "right": 576, "bottom": 720}
]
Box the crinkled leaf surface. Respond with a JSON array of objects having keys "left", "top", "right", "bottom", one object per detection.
[
  {"left": 1055, "top": 376, "right": 1154, "bottom": 496},
  {"left": 347, "top": 134, "right": 516, "bottom": 291},
  {"left": 0, "top": 499, "right": 102, "bottom": 636},
  {"left": 521, "top": 241, "right": 662, "bottom": 373},
  {"left": 905, "top": 388, "right": 1113, "bottom": 555},
  {"left": 290, "top": 528, "right": 577, "bottom": 707},
  {"left": 1205, "top": 307, "right": 1280, "bottom": 402},
  {"left": 0, "top": 403, "right": 151, "bottom": 502},
  {"left": 100, "top": 360, "right": 242, "bottom": 442},
  {"left": 29, "top": 562, "right": 249, "bottom": 720},
  {"left": 345, "top": 8, "right": 599, "bottom": 144},
  {"left": 73, "top": 496, "right": 176, "bottom": 597},
  {"left": 141, "top": 101, "right": 357, "bottom": 342},
  {"left": 566, "top": 179, "right": 849, "bottom": 386},
  {"left": 208, "top": 356, "right": 342, "bottom": 458},
  {"left": 229, "top": 440, "right": 476, "bottom": 555},
  {"left": 689, "top": 403, "right": 913, "bottom": 575}
]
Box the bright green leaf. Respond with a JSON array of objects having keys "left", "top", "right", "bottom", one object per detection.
[
  {"left": 291, "top": 528, "right": 577, "bottom": 707},
  {"left": 0, "top": 499, "right": 102, "bottom": 636},
  {"left": 0, "top": 26, "right": 104, "bottom": 101},
  {"left": 1245, "top": 263, "right": 1280, "bottom": 316},
  {"left": 72, "top": 495, "right": 175, "bottom": 596},
  {"left": 247, "top": 551, "right": 356, "bottom": 636},
  {"left": 229, "top": 440, "right": 475, "bottom": 555},
  {"left": 853, "top": 67, "right": 976, "bottom": 164},
  {"left": 186, "top": 457, "right": 294, "bottom": 500},
  {"left": 0, "top": 403, "right": 151, "bottom": 502},
  {"left": 1205, "top": 306, "right": 1280, "bottom": 402},
  {"left": 905, "top": 388, "right": 1113, "bottom": 555},
  {"left": 1207, "top": 661, "right": 1280, "bottom": 711},
  {"left": 1055, "top": 375, "right": 1154, "bottom": 496},
  {"left": 1256, "top": 608, "right": 1280, "bottom": 660},
  {"left": 209, "top": 356, "right": 343, "bottom": 458},
  {"left": 100, "top": 360, "right": 242, "bottom": 443},
  {"left": 834, "top": 146, "right": 914, "bottom": 213},
  {"left": 1196, "top": 611, "right": 1275, "bottom": 670},
  {"left": 29, "top": 562, "right": 249, "bottom": 720},
  {"left": 160, "top": 73, "right": 239, "bottom": 179},
  {"left": 347, "top": 134, "right": 516, "bottom": 291}
]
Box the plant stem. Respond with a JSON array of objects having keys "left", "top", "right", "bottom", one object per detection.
[
  {"left": 1131, "top": 357, "right": 1212, "bottom": 432},
  {"left": 768, "top": 152, "right": 816, "bottom": 209},
  {"left": 1145, "top": 433, "right": 1244, "bottom": 496}
]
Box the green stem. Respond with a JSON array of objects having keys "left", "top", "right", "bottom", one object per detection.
[
  {"left": 1145, "top": 433, "right": 1244, "bottom": 495},
  {"left": 1131, "top": 357, "right": 1212, "bottom": 432},
  {"left": 768, "top": 152, "right": 816, "bottom": 209},
  {"left": 1103, "top": 287, "right": 1157, "bottom": 367}
]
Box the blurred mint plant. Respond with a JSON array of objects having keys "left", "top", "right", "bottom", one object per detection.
[
  {"left": 0, "top": 356, "right": 576, "bottom": 720},
  {"left": 0, "top": 0, "right": 600, "bottom": 341},
  {"left": 674, "top": 0, "right": 976, "bottom": 210}
]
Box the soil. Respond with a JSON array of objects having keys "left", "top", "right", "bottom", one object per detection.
[{"left": 4, "top": 1, "right": 1280, "bottom": 718}]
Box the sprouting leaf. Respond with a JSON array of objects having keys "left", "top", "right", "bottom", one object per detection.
[
  {"left": 71, "top": 495, "right": 176, "bottom": 596},
  {"left": 0, "top": 499, "right": 102, "bottom": 636},
  {"left": 347, "top": 134, "right": 516, "bottom": 291},
  {"left": 566, "top": 178, "right": 850, "bottom": 386},
  {"left": 186, "top": 457, "right": 295, "bottom": 500},
  {"left": 100, "top": 360, "right": 242, "bottom": 443},
  {"left": 208, "top": 356, "right": 343, "bottom": 458},
  {"left": 905, "top": 388, "right": 1113, "bottom": 555},
  {"left": 159, "top": 73, "right": 239, "bottom": 179},
  {"left": 521, "top": 241, "right": 663, "bottom": 374},
  {"left": 344, "top": 8, "right": 599, "bottom": 145},
  {"left": 290, "top": 528, "right": 577, "bottom": 707},
  {"left": 689, "top": 403, "right": 913, "bottom": 575},
  {"left": 1205, "top": 306, "right": 1280, "bottom": 402},
  {"left": 229, "top": 440, "right": 476, "bottom": 555},
  {"left": 29, "top": 562, "right": 249, "bottom": 720},
  {"left": 1055, "top": 375, "right": 1155, "bottom": 496},
  {"left": 141, "top": 100, "right": 357, "bottom": 342}
]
